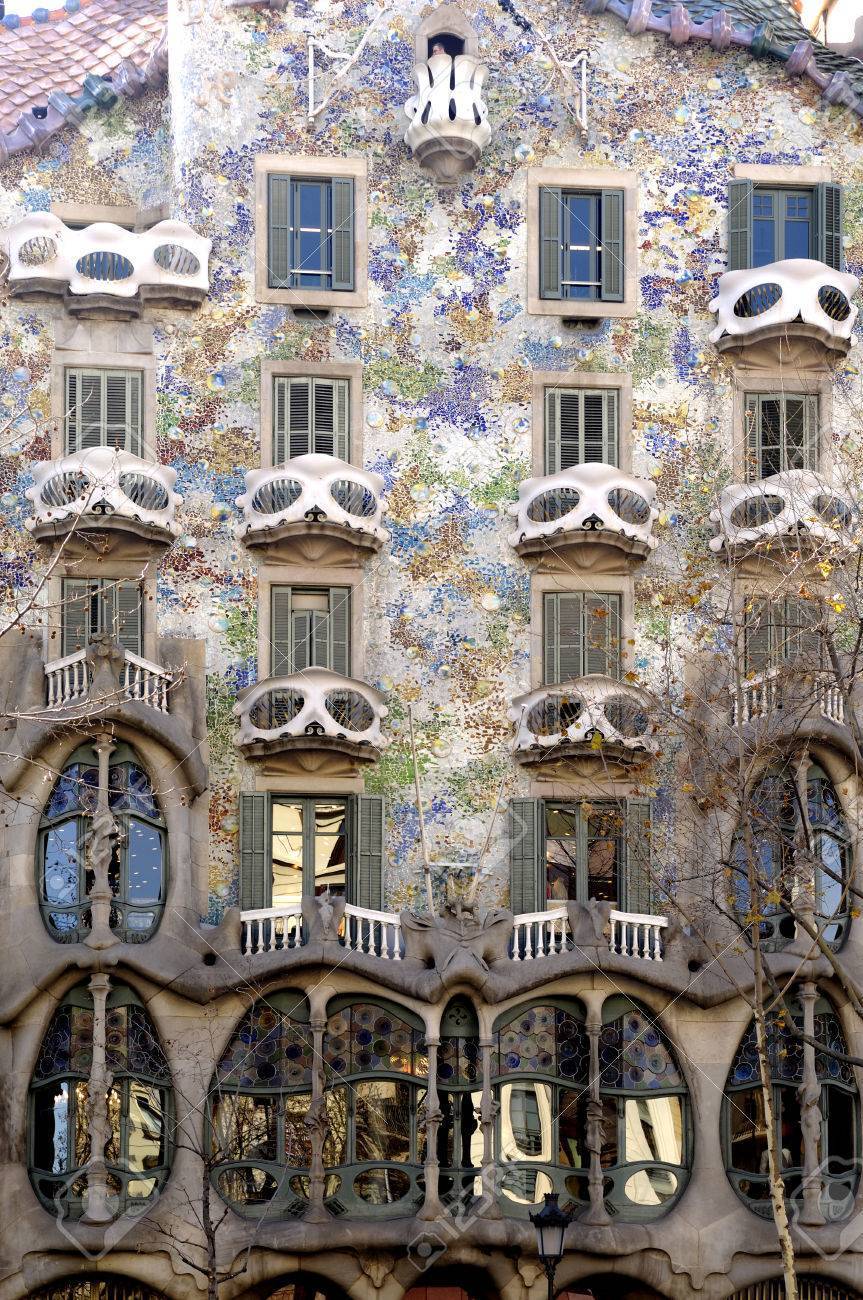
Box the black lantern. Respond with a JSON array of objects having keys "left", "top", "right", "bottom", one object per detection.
[{"left": 530, "top": 1192, "right": 572, "bottom": 1300}]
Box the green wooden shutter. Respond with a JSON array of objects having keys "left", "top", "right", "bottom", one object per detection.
[
  {"left": 355, "top": 794, "right": 384, "bottom": 909},
  {"left": 292, "top": 609, "right": 312, "bottom": 672},
  {"left": 600, "top": 189, "right": 624, "bottom": 302},
  {"left": 623, "top": 799, "right": 654, "bottom": 914},
  {"left": 604, "top": 389, "right": 619, "bottom": 465},
  {"left": 268, "top": 174, "right": 291, "bottom": 289},
  {"left": 744, "top": 598, "right": 771, "bottom": 673},
  {"left": 115, "top": 581, "right": 143, "bottom": 655},
  {"left": 582, "top": 390, "right": 608, "bottom": 463},
  {"left": 62, "top": 578, "right": 91, "bottom": 656},
  {"left": 104, "top": 371, "right": 141, "bottom": 454},
  {"left": 744, "top": 393, "right": 761, "bottom": 481},
  {"left": 288, "top": 379, "right": 312, "bottom": 459},
  {"left": 334, "top": 378, "right": 350, "bottom": 461},
  {"left": 312, "top": 379, "right": 335, "bottom": 456},
  {"left": 815, "top": 183, "right": 844, "bottom": 271},
  {"left": 65, "top": 369, "right": 79, "bottom": 454},
  {"left": 785, "top": 597, "right": 822, "bottom": 665},
  {"left": 728, "top": 180, "right": 753, "bottom": 270},
  {"left": 273, "top": 377, "right": 289, "bottom": 464},
  {"left": 509, "top": 798, "right": 543, "bottom": 914},
  {"left": 543, "top": 388, "right": 561, "bottom": 473},
  {"left": 271, "top": 586, "right": 293, "bottom": 677},
  {"left": 585, "top": 594, "right": 620, "bottom": 678},
  {"left": 803, "top": 394, "right": 820, "bottom": 470},
  {"left": 331, "top": 177, "right": 355, "bottom": 292},
  {"left": 240, "top": 792, "right": 270, "bottom": 911},
  {"left": 329, "top": 586, "right": 350, "bottom": 676},
  {"left": 539, "top": 186, "right": 563, "bottom": 300},
  {"left": 544, "top": 592, "right": 584, "bottom": 683},
  {"left": 75, "top": 369, "right": 105, "bottom": 451}
]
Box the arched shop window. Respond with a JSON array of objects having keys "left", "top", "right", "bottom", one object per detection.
[
  {"left": 598, "top": 997, "right": 690, "bottom": 1218},
  {"left": 323, "top": 997, "right": 428, "bottom": 1213},
  {"left": 723, "top": 990, "right": 859, "bottom": 1217},
  {"left": 210, "top": 989, "right": 314, "bottom": 1215},
  {"left": 493, "top": 999, "right": 590, "bottom": 1210},
  {"left": 731, "top": 764, "right": 850, "bottom": 950},
  {"left": 38, "top": 742, "right": 167, "bottom": 943},
  {"left": 29, "top": 982, "right": 172, "bottom": 1216}
]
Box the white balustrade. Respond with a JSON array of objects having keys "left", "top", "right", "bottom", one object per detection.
[
  {"left": 710, "top": 469, "right": 854, "bottom": 556},
  {"left": 510, "top": 908, "right": 571, "bottom": 961},
  {"left": 45, "top": 647, "right": 172, "bottom": 712},
  {"left": 817, "top": 676, "right": 846, "bottom": 725},
  {"left": 241, "top": 906, "right": 305, "bottom": 955},
  {"left": 509, "top": 464, "right": 658, "bottom": 554},
  {"left": 710, "top": 258, "right": 859, "bottom": 348},
  {"left": 236, "top": 454, "right": 387, "bottom": 549},
  {"left": 731, "top": 669, "right": 782, "bottom": 724},
  {"left": 509, "top": 676, "right": 657, "bottom": 759},
  {"left": 234, "top": 668, "right": 388, "bottom": 754},
  {"left": 341, "top": 902, "right": 404, "bottom": 960},
  {"left": 44, "top": 649, "right": 91, "bottom": 707},
  {"left": 404, "top": 53, "right": 491, "bottom": 183},
  {"left": 26, "top": 448, "right": 181, "bottom": 541},
  {"left": 608, "top": 910, "right": 668, "bottom": 962},
  {"left": 121, "top": 651, "right": 173, "bottom": 712},
  {"left": 4, "top": 213, "right": 210, "bottom": 302}
]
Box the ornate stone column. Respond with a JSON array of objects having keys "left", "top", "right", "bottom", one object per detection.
[
  {"left": 304, "top": 1014, "right": 329, "bottom": 1222},
  {"left": 84, "top": 731, "right": 120, "bottom": 951},
  {"left": 418, "top": 1038, "right": 444, "bottom": 1220},
  {"left": 582, "top": 997, "right": 610, "bottom": 1225},
  {"left": 82, "top": 972, "right": 115, "bottom": 1224},
  {"left": 798, "top": 980, "right": 825, "bottom": 1225},
  {"left": 477, "top": 1037, "right": 501, "bottom": 1217}
]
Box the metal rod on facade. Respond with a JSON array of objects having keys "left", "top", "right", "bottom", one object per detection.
[{"left": 408, "top": 704, "right": 436, "bottom": 914}]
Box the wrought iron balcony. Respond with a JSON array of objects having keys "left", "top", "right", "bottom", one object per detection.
[
  {"left": 508, "top": 463, "right": 658, "bottom": 570},
  {"left": 26, "top": 448, "right": 181, "bottom": 550},
  {"left": 235, "top": 454, "right": 387, "bottom": 565},
  {"left": 710, "top": 469, "right": 855, "bottom": 560},
  {"left": 509, "top": 676, "right": 658, "bottom": 772},
  {"left": 710, "top": 258, "right": 859, "bottom": 358},
  {"left": 234, "top": 668, "right": 388, "bottom": 765},
  {"left": 45, "top": 644, "right": 173, "bottom": 713},
  {"left": 4, "top": 213, "right": 210, "bottom": 315},
  {"left": 404, "top": 52, "right": 491, "bottom": 183}
]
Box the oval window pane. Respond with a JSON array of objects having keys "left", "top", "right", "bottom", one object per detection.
[
  {"left": 624, "top": 1096, "right": 683, "bottom": 1165},
  {"left": 217, "top": 1167, "right": 279, "bottom": 1204},
  {"left": 500, "top": 1167, "right": 553, "bottom": 1204},
  {"left": 127, "top": 819, "right": 164, "bottom": 903},
  {"left": 43, "top": 822, "right": 80, "bottom": 903},
  {"left": 353, "top": 1167, "right": 411, "bottom": 1205},
  {"left": 499, "top": 1082, "right": 552, "bottom": 1159},
  {"left": 623, "top": 1167, "right": 678, "bottom": 1205}
]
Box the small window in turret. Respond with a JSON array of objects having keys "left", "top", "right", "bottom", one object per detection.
[{"left": 427, "top": 32, "right": 464, "bottom": 56}]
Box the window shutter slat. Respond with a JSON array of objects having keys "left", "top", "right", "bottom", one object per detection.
[
  {"left": 556, "top": 390, "right": 580, "bottom": 471},
  {"left": 273, "top": 377, "right": 289, "bottom": 464},
  {"left": 545, "top": 388, "right": 563, "bottom": 474},
  {"left": 65, "top": 370, "right": 80, "bottom": 454},
  {"left": 604, "top": 389, "right": 619, "bottom": 466},
  {"left": 292, "top": 610, "right": 312, "bottom": 672},
  {"left": 105, "top": 372, "right": 132, "bottom": 452},
  {"left": 356, "top": 794, "right": 384, "bottom": 909},
  {"left": 78, "top": 370, "right": 105, "bottom": 450},
  {"left": 600, "top": 189, "right": 624, "bottom": 302},
  {"left": 115, "top": 581, "right": 143, "bottom": 655},
  {"left": 744, "top": 394, "right": 760, "bottom": 481},
  {"left": 128, "top": 372, "right": 142, "bottom": 457},
  {"left": 785, "top": 597, "right": 821, "bottom": 664},
  {"left": 585, "top": 594, "right": 620, "bottom": 678},
  {"left": 334, "top": 378, "right": 350, "bottom": 461},
  {"left": 815, "top": 182, "right": 844, "bottom": 271},
  {"left": 312, "top": 379, "right": 335, "bottom": 457},
  {"left": 240, "top": 793, "right": 269, "bottom": 911},
  {"left": 509, "top": 798, "right": 542, "bottom": 915},
  {"left": 582, "top": 391, "right": 607, "bottom": 463},
  {"left": 623, "top": 799, "right": 654, "bottom": 914},
  {"left": 728, "top": 180, "right": 753, "bottom": 271},
  {"left": 557, "top": 593, "right": 584, "bottom": 682},
  {"left": 288, "top": 380, "right": 312, "bottom": 459},
  {"left": 539, "top": 186, "right": 563, "bottom": 300},
  {"left": 268, "top": 175, "right": 291, "bottom": 289},
  {"left": 61, "top": 578, "right": 91, "bottom": 656},
  {"left": 543, "top": 592, "right": 559, "bottom": 684},
  {"left": 744, "top": 599, "right": 771, "bottom": 673},
  {"left": 804, "top": 394, "right": 820, "bottom": 471},
  {"left": 271, "top": 586, "right": 293, "bottom": 677},
  {"left": 331, "top": 177, "right": 355, "bottom": 292},
  {"left": 329, "top": 587, "right": 350, "bottom": 676}
]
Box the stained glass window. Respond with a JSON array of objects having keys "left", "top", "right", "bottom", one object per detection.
[{"left": 324, "top": 1002, "right": 428, "bottom": 1079}]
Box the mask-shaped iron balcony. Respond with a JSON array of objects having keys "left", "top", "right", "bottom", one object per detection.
[
  {"left": 509, "top": 676, "right": 658, "bottom": 776},
  {"left": 710, "top": 259, "right": 859, "bottom": 361},
  {"left": 404, "top": 51, "right": 491, "bottom": 184},
  {"left": 234, "top": 668, "right": 389, "bottom": 768},
  {"left": 710, "top": 469, "right": 855, "bottom": 561}
]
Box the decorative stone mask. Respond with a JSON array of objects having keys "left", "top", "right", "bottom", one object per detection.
[
  {"left": 709, "top": 258, "right": 859, "bottom": 345},
  {"left": 404, "top": 52, "right": 491, "bottom": 183},
  {"left": 236, "top": 453, "right": 388, "bottom": 543},
  {"left": 509, "top": 675, "right": 657, "bottom": 755},
  {"left": 235, "top": 667, "right": 389, "bottom": 750},
  {"left": 709, "top": 468, "right": 855, "bottom": 554},
  {"left": 26, "top": 447, "right": 182, "bottom": 537},
  {"left": 509, "top": 463, "right": 658, "bottom": 549}
]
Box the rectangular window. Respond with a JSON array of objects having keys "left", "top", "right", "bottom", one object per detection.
[
  {"left": 539, "top": 186, "right": 624, "bottom": 303},
  {"left": 545, "top": 801, "right": 625, "bottom": 904},
  {"left": 743, "top": 597, "right": 822, "bottom": 674},
  {"left": 543, "top": 591, "right": 621, "bottom": 683},
  {"left": 752, "top": 188, "right": 813, "bottom": 266},
  {"left": 61, "top": 578, "right": 143, "bottom": 657},
  {"left": 267, "top": 174, "right": 355, "bottom": 292},
  {"left": 64, "top": 369, "right": 143, "bottom": 456},
  {"left": 545, "top": 387, "right": 618, "bottom": 472},
  {"left": 270, "top": 585, "right": 350, "bottom": 677},
  {"left": 744, "top": 393, "right": 819, "bottom": 479},
  {"left": 271, "top": 797, "right": 348, "bottom": 907},
  {"left": 273, "top": 376, "right": 350, "bottom": 462},
  {"left": 728, "top": 180, "right": 843, "bottom": 271}
]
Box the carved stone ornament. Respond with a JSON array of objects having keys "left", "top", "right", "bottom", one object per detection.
[
  {"left": 357, "top": 1252, "right": 396, "bottom": 1290},
  {"left": 404, "top": 52, "right": 491, "bottom": 184}
]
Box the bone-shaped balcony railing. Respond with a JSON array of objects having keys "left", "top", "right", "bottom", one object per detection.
[
  {"left": 236, "top": 454, "right": 388, "bottom": 549},
  {"left": 709, "top": 258, "right": 859, "bottom": 349},
  {"left": 404, "top": 53, "right": 491, "bottom": 182},
  {"left": 26, "top": 448, "right": 182, "bottom": 541},
  {"left": 4, "top": 213, "right": 211, "bottom": 303},
  {"left": 509, "top": 463, "right": 659, "bottom": 554},
  {"left": 234, "top": 668, "right": 389, "bottom": 754},
  {"left": 709, "top": 469, "right": 855, "bottom": 556},
  {"left": 509, "top": 675, "right": 658, "bottom": 759}
]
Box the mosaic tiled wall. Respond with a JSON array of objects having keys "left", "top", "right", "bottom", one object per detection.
[{"left": 1, "top": 2, "right": 862, "bottom": 918}]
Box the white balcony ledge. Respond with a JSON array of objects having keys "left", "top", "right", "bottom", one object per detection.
[
  {"left": 4, "top": 213, "right": 210, "bottom": 316},
  {"left": 709, "top": 258, "right": 859, "bottom": 362},
  {"left": 26, "top": 448, "right": 181, "bottom": 551},
  {"left": 235, "top": 454, "right": 387, "bottom": 566},
  {"left": 510, "top": 907, "right": 668, "bottom": 962},
  {"left": 508, "top": 464, "right": 658, "bottom": 573},
  {"left": 233, "top": 668, "right": 388, "bottom": 768},
  {"left": 404, "top": 53, "right": 491, "bottom": 184},
  {"left": 45, "top": 645, "right": 173, "bottom": 712},
  {"left": 710, "top": 469, "right": 855, "bottom": 560},
  {"left": 731, "top": 667, "right": 846, "bottom": 729},
  {"left": 509, "top": 676, "right": 658, "bottom": 775}
]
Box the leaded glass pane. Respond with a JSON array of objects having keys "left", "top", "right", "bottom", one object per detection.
[
  {"left": 218, "top": 1002, "right": 314, "bottom": 1089},
  {"left": 324, "top": 1003, "right": 427, "bottom": 1078},
  {"left": 600, "top": 1007, "right": 683, "bottom": 1090}
]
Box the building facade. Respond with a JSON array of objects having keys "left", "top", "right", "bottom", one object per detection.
[{"left": 1, "top": 1, "right": 863, "bottom": 1298}]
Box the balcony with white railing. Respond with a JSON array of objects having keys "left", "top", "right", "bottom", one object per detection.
[
  {"left": 404, "top": 51, "right": 491, "bottom": 184},
  {"left": 3, "top": 213, "right": 210, "bottom": 315},
  {"left": 709, "top": 259, "right": 859, "bottom": 360},
  {"left": 235, "top": 454, "right": 388, "bottom": 566},
  {"left": 26, "top": 448, "right": 181, "bottom": 551},
  {"left": 608, "top": 909, "right": 668, "bottom": 962},
  {"left": 509, "top": 464, "right": 658, "bottom": 571},
  {"left": 509, "top": 676, "right": 658, "bottom": 775},
  {"left": 731, "top": 667, "right": 847, "bottom": 729},
  {"left": 241, "top": 906, "right": 305, "bottom": 956},
  {"left": 45, "top": 645, "right": 173, "bottom": 712},
  {"left": 509, "top": 907, "right": 668, "bottom": 963},
  {"left": 234, "top": 668, "right": 388, "bottom": 767},
  {"left": 710, "top": 469, "right": 855, "bottom": 561}
]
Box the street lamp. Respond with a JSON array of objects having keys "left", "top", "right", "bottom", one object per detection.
[{"left": 530, "top": 1192, "right": 573, "bottom": 1300}]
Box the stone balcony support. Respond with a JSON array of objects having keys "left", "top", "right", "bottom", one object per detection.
[
  {"left": 404, "top": 52, "right": 491, "bottom": 184},
  {"left": 509, "top": 676, "right": 658, "bottom": 776}
]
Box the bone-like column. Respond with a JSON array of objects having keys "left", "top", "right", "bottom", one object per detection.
[
  {"left": 418, "top": 1039, "right": 444, "bottom": 1219},
  {"left": 582, "top": 995, "right": 610, "bottom": 1224},
  {"left": 798, "top": 980, "right": 826, "bottom": 1225},
  {"left": 81, "top": 972, "right": 115, "bottom": 1224},
  {"left": 303, "top": 1013, "right": 329, "bottom": 1223},
  {"left": 85, "top": 731, "right": 119, "bottom": 950}
]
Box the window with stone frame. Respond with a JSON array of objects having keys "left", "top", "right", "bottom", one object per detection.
[{"left": 267, "top": 174, "right": 355, "bottom": 293}]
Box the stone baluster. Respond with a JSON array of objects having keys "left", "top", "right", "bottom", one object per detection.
[
  {"left": 85, "top": 731, "right": 120, "bottom": 950},
  {"left": 477, "top": 1038, "right": 501, "bottom": 1217},
  {"left": 418, "top": 1038, "right": 444, "bottom": 1220},
  {"left": 582, "top": 995, "right": 610, "bottom": 1224},
  {"left": 798, "top": 980, "right": 826, "bottom": 1225},
  {"left": 82, "top": 972, "right": 115, "bottom": 1224}
]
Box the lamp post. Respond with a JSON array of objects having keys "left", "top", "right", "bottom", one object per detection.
[{"left": 530, "top": 1191, "right": 573, "bottom": 1300}]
